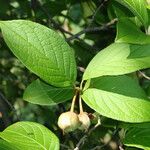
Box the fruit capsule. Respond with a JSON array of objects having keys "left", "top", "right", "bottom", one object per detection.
[
  {"left": 58, "top": 111, "right": 80, "bottom": 133},
  {"left": 78, "top": 112, "right": 91, "bottom": 131}
]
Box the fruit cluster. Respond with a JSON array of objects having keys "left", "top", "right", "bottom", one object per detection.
[
  {"left": 57, "top": 87, "right": 91, "bottom": 133},
  {"left": 58, "top": 111, "right": 91, "bottom": 133}
]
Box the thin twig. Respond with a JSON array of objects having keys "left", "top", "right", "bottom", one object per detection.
[
  {"left": 60, "top": 144, "right": 71, "bottom": 149},
  {"left": 67, "top": 18, "right": 117, "bottom": 41},
  {"left": 66, "top": 27, "right": 103, "bottom": 42},
  {"left": 119, "top": 146, "right": 125, "bottom": 150},
  {"left": 139, "top": 71, "right": 150, "bottom": 80},
  {"left": 37, "top": 0, "right": 101, "bottom": 51},
  {"left": 90, "top": 128, "right": 120, "bottom": 150},
  {"left": 90, "top": 144, "right": 106, "bottom": 150},
  {"left": 74, "top": 118, "right": 101, "bottom": 150},
  {"left": 38, "top": 0, "right": 73, "bottom": 37},
  {"left": 88, "top": 0, "right": 108, "bottom": 27},
  {"left": 0, "top": 91, "right": 20, "bottom": 121},
  {"left": 77, "top": 67, "right": 85, "bottom": 73}
]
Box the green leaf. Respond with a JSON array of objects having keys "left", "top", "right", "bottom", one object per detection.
[
  {"left": 119, "top": 122, "right": 150, "bottom": 129},
  {"left": 85, "top": 75, "right": 146, "bottom": 99},
  {"left": 82, "top": 75, "right": 150, "bottom": 122},
  {"left": 0, "top": 20, "right": 77, "bottom": 87},
  {"left": 107, "top": 0, "right": 134, "bottom": 20},
  {"left": 81, "top": 0, "right": 96, "bottom": 18},
  {"left": 124, "top": 127, "right": 150, "bottom": 150},
  {"left": 0, "top": 140, "right": 20, "bottom": 150},
  {"left": 115, "top": 18, "right": 150, "bottom": 44},
  {"left": 115, "top": 0, "right": 148, "bottom": 27},
  {"left": 68, "top": 4, "right": 82, "bottom": 23},
  {"left": 72, "top": 40, "right": 94, "bottom": 66},
  {"left": 83, "top": 43, "right": 150, "bottom": 80},
  {"left": 23, "top": 79, "right": 74, "bottom": 105},
  {"left": 0, "top": 122, "right": 59, "bottom": 150},
  {"left": 43, "top": 0, "right": 66, "bottom": 17}
]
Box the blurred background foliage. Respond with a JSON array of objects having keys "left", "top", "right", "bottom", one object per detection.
[{"left": 0, "top": 0, "right": 150, "bottom": 150}]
